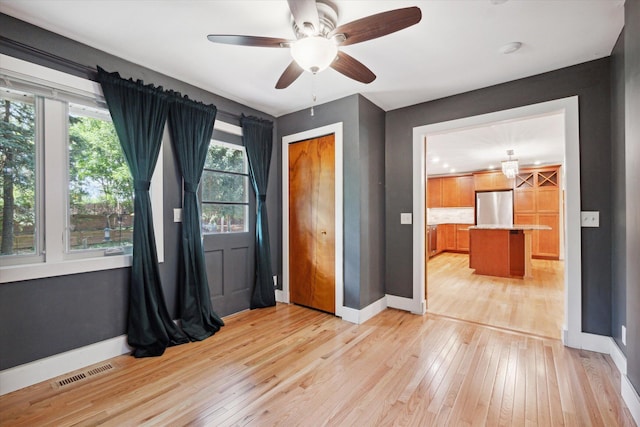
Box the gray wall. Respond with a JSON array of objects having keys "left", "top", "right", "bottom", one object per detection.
[
  {"left": 0, "top": 14, "right": 276, "bottom": 370},
  {"left": 611, "top": 31, "right": 626, "bottom": 354},
  {"left": 385, "top": 58, "right": 613, "bottom": 336},
  {"left": 623, "top": 0, "right": 640, "bottom": 394},
  {"left": 276, "top": 94, "right": 386, "bottom": 309},
  {"left": 356, "top": 96, "right": 386, "bottom": 307}
]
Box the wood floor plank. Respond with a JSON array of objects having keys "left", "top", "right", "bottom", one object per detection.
[
  {"left": 427, "top": 252, "right": 564, "bottom": 339},
  {"left": 0, "top": 304, "right": 635, "bottom": 427}
]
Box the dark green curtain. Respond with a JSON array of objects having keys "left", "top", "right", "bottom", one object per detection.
[
  {"left": 240, "top": 115, "right": 276, "bottom": 309},
  {"left": 168, "top": 95, "right": 224, "bottom": 340},
  {"left": 96, "top": 67, "right": 188, "bottom": 357}
]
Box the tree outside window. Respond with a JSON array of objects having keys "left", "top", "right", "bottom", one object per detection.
[
  {"left": 201, "top": 141, "right": 249, "bottom": 234},
  {"left": 0, "top": 90, "right": 36, "bottom": 256},
  {"left": 67, "top": 104, "right": 134, "bottom": 251}
]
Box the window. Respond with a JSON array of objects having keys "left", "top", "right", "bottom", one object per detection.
[
  {"left": 67, "top": 103, "right": 133, "bottom": 254},
  {"left": 201, "top": 140, "right": 249, "bottom": 234},
  {"left": 0, "top": 88, "right": 39, "bottom": 260},
  {"left": 0, "top": 54, "right": 164, "bottom": 282}
]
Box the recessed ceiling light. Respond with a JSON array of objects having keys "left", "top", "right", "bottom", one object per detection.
[
  {"left": 450, "top": 168, "right": 456, "bottom": 173},
  {"left": 443, "top": 163, "right": 449, "bottom": 168},
  {"left": 499, "top": 41, "right": 522, "bottom": 54},
  {"left": 432, "top": 157, "right": 440, "bottom": 163},
  {"left": 534, "top": 160, "right": 541, "bottom": 165},
  {"left": 488, "top": 164, "right": 496, "bottom": 170}
]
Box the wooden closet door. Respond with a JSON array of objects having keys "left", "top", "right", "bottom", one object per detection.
[{"left": 288, "top": 134, "right": 335, "bottom": 313}]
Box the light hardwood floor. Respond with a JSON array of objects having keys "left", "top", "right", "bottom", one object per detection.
[
  {"left": 0, "top": 304, "right": 635, "bottom": 426},
  {"left": 427, "top": 252, "right": 564, "bottom": 339}
]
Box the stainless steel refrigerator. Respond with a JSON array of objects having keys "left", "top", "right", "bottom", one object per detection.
[{"left": 476, "top": 190, "right": 514, "bottom": 226}]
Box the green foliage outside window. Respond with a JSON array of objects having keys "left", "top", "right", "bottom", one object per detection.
[
  {"left": 0, "top": 93, "right": 36, "bottom": 255},
  {"left": 202, "top": 142, "right": 249, "bottom": 234},
  {"left": 68, "top": 110, "right": 134, "bottom": 250}
]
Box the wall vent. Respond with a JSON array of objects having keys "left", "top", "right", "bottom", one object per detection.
[{"left": 52, "top": 362, "right": 114, "bottom": 389}]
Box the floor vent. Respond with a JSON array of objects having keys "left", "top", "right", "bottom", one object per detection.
[
  {"left": 86, "top": 363, "right": 113, "bottom": 377},
  {"left": 53, "top": 362, "right": 115, "bottom": 389}
]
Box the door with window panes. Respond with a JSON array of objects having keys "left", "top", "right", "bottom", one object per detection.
[{"left": 200, "top": 130, "right": 255, "bottom": 316}]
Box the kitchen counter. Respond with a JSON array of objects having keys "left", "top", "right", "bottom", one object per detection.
[{"left": 469, "top": 226, "right": 547, "bottom": 278}]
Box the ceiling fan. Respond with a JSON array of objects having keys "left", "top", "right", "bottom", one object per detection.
[{"left": 207, "top": 0, "right": 422, "bottom": 89}]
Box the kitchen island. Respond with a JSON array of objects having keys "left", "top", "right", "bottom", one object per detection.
[{"left": 468, "top": 225, "right": 551, "bottom": 278}]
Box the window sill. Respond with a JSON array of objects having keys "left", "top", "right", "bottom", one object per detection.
[{"left": 0, "top": 255, "right": 134, "bottom": 284}]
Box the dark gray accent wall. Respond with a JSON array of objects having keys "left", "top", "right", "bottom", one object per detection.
[
  {"left": 357, "top": 96, "right": 386, "bottom": 307},
  {"left": 624, "top": 0, "right": 640, "bottom": 394},
  {"left": 385, "top": 58, "right": 613, "bottom": 336},
  {"left": 611, "top": 30, "right": 626, "bottom": 354},
  {"left": 276, "top": 94, "right": 385, "bottom": 309},
  {"left": 0, "top": 14, "right": 276, "bottom": 370}
]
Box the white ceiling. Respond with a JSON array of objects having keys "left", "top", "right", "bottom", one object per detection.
[
  {"left": 426, "top": 111, "right": 565, "bottom": 176},
  {"left": 0, "top": 0, "right": 624, "bottom": 118},
  {"left": 0, "top": 0, "right": 622, "bottom": 174}
]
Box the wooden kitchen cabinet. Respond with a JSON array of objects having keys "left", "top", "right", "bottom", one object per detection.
[
  {"left": 458, "top": 176, "right": 474, "bottom": 206},
  {"left": 444, "top": 224, "right": 456, "bottom": 251},
  {"left": 439, "top": 175, "right": 474, "bottom": 207},
  {"left": 514, "top": 165, "right": 561, "bottom": 259},
  {"left": 473, "top": 171, "right": 513, "bottom": 191},
  {"left": 427, "top": 177, "right": 443, "bottom": 208},
  {"left": 436, "top": 223, "right": 470, "bottom": 253},
  {"left": 456, "top": 224, "right": 470, "bottom": 251}
]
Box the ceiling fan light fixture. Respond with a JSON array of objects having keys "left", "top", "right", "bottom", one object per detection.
[{"left": 291, "top": 36, "right": 338, "bottom": 74}]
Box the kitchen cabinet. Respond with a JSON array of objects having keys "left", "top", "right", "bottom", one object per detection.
[
  {"left": 513, "top": 165, "right": 561, "bottom": 259},
  {"left": 442, "top": 175, "right": 474, "bottom": 207},
  {"left": 444, "top": 224, "right": 456, "bottom": 250},
  {"left": 473, "top": 171, "right": 513, "bottom": 191},
  {"left": 436, "top": 223, "right": 469, "bottom": 253},
  {"left": 427, "top": 177, "right": 442, "bottom": 208},
  {"left": 456, "top": 224, "right": 470, "bottom": 251}
]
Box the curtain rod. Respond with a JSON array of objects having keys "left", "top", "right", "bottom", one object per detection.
[{"left": 0, "top": 36, "right": 242, "bottom": 123}]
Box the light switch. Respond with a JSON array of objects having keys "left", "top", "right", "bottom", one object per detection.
[
  {"left": 580, "top": 211, "right": 599, "bottom": 227},
  {"left": 400, "top": 213, "right": 412, "bottom": 225},
  {"left": 173, "top": 208, "right": 182, "bottom": 223}
]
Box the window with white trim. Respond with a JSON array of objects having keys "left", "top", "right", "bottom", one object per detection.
[
  {"left": 201, "top": 140, "right": 249, "bottom": 234},
  {"left": 0, "top": 54, "right": 163, "bottom": 282}
]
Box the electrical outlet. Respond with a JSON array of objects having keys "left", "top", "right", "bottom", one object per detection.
[
  {"left": 580, "top": 211, "right": 599, "bottom": 227},
  {"left": 622, "top": 325, "right": 626, "bottom": 346},
  {"left": 173, "top": 208, "right": 182, "bottom": 223},
  {"left": 273, "top": 275, "right": 278, "bottom": 288}
]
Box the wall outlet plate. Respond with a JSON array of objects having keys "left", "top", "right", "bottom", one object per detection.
[
  {"left": 622, "top": 325, "right": 626, "bottom": 346},
  {"left": 173, "top": 208, "right": 182, "bottom": 223},
  {"left": 580, "top": 211, "right": 599, "bottom": 227},
  {"left": 400, "top": 213, "right": 413, "bottom": 225}
]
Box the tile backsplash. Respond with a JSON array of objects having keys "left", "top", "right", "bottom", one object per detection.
[{"left": 427, "top": 207, "right": 474, "bottom": 225}]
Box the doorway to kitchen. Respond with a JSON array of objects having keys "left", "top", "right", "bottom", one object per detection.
[{"left": 412, "top": 97, "right": 582, "bottom": 346}]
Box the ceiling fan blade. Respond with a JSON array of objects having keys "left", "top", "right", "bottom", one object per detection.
[
  {"left": 207, "top": 34, "right": 291, "bottom": 48},
  {"left": 275, "top": 61, "right": 304, "bottom": 89},
  {"left": 287, "top": 0, "right": 320, "bottom": 35},
  {"left": 329, "top": 6, "right": 422, "bottom": 46},
  {"left": 330, "top": 51, "right": 376, "bottom": 84}
]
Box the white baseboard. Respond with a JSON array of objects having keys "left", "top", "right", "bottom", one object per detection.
[
  {"left": 622, "top": 374, "right": 640, "bottom": 426},
  {"left": 0, "top": 335, "right": 131, "bottom": 396},
  {"left": 275, "top": 289, "right": 289, "bottom": 303},
  {"left": 608, "top": 337, "right": 627, "bottom": 375},
  {"left": 581, "top": 332, "right": 613, "bottom": 353},
  {"left": 386, "top": 294, "right": 415, "bottom": 312},
  {"left": 340, "top": 297, "right": 387, "bottom": 325}
]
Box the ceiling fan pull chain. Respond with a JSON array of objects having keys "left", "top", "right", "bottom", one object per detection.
[{"left": 310, "top": 73, "right": 317, "bottom": 116}]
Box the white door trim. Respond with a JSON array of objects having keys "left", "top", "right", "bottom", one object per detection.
[
  {"left": 281, "top": 123, "right": 344, "bottom": 318},
  {"left": 412, "top": 96, "right": 582, "bottom": 347}
]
